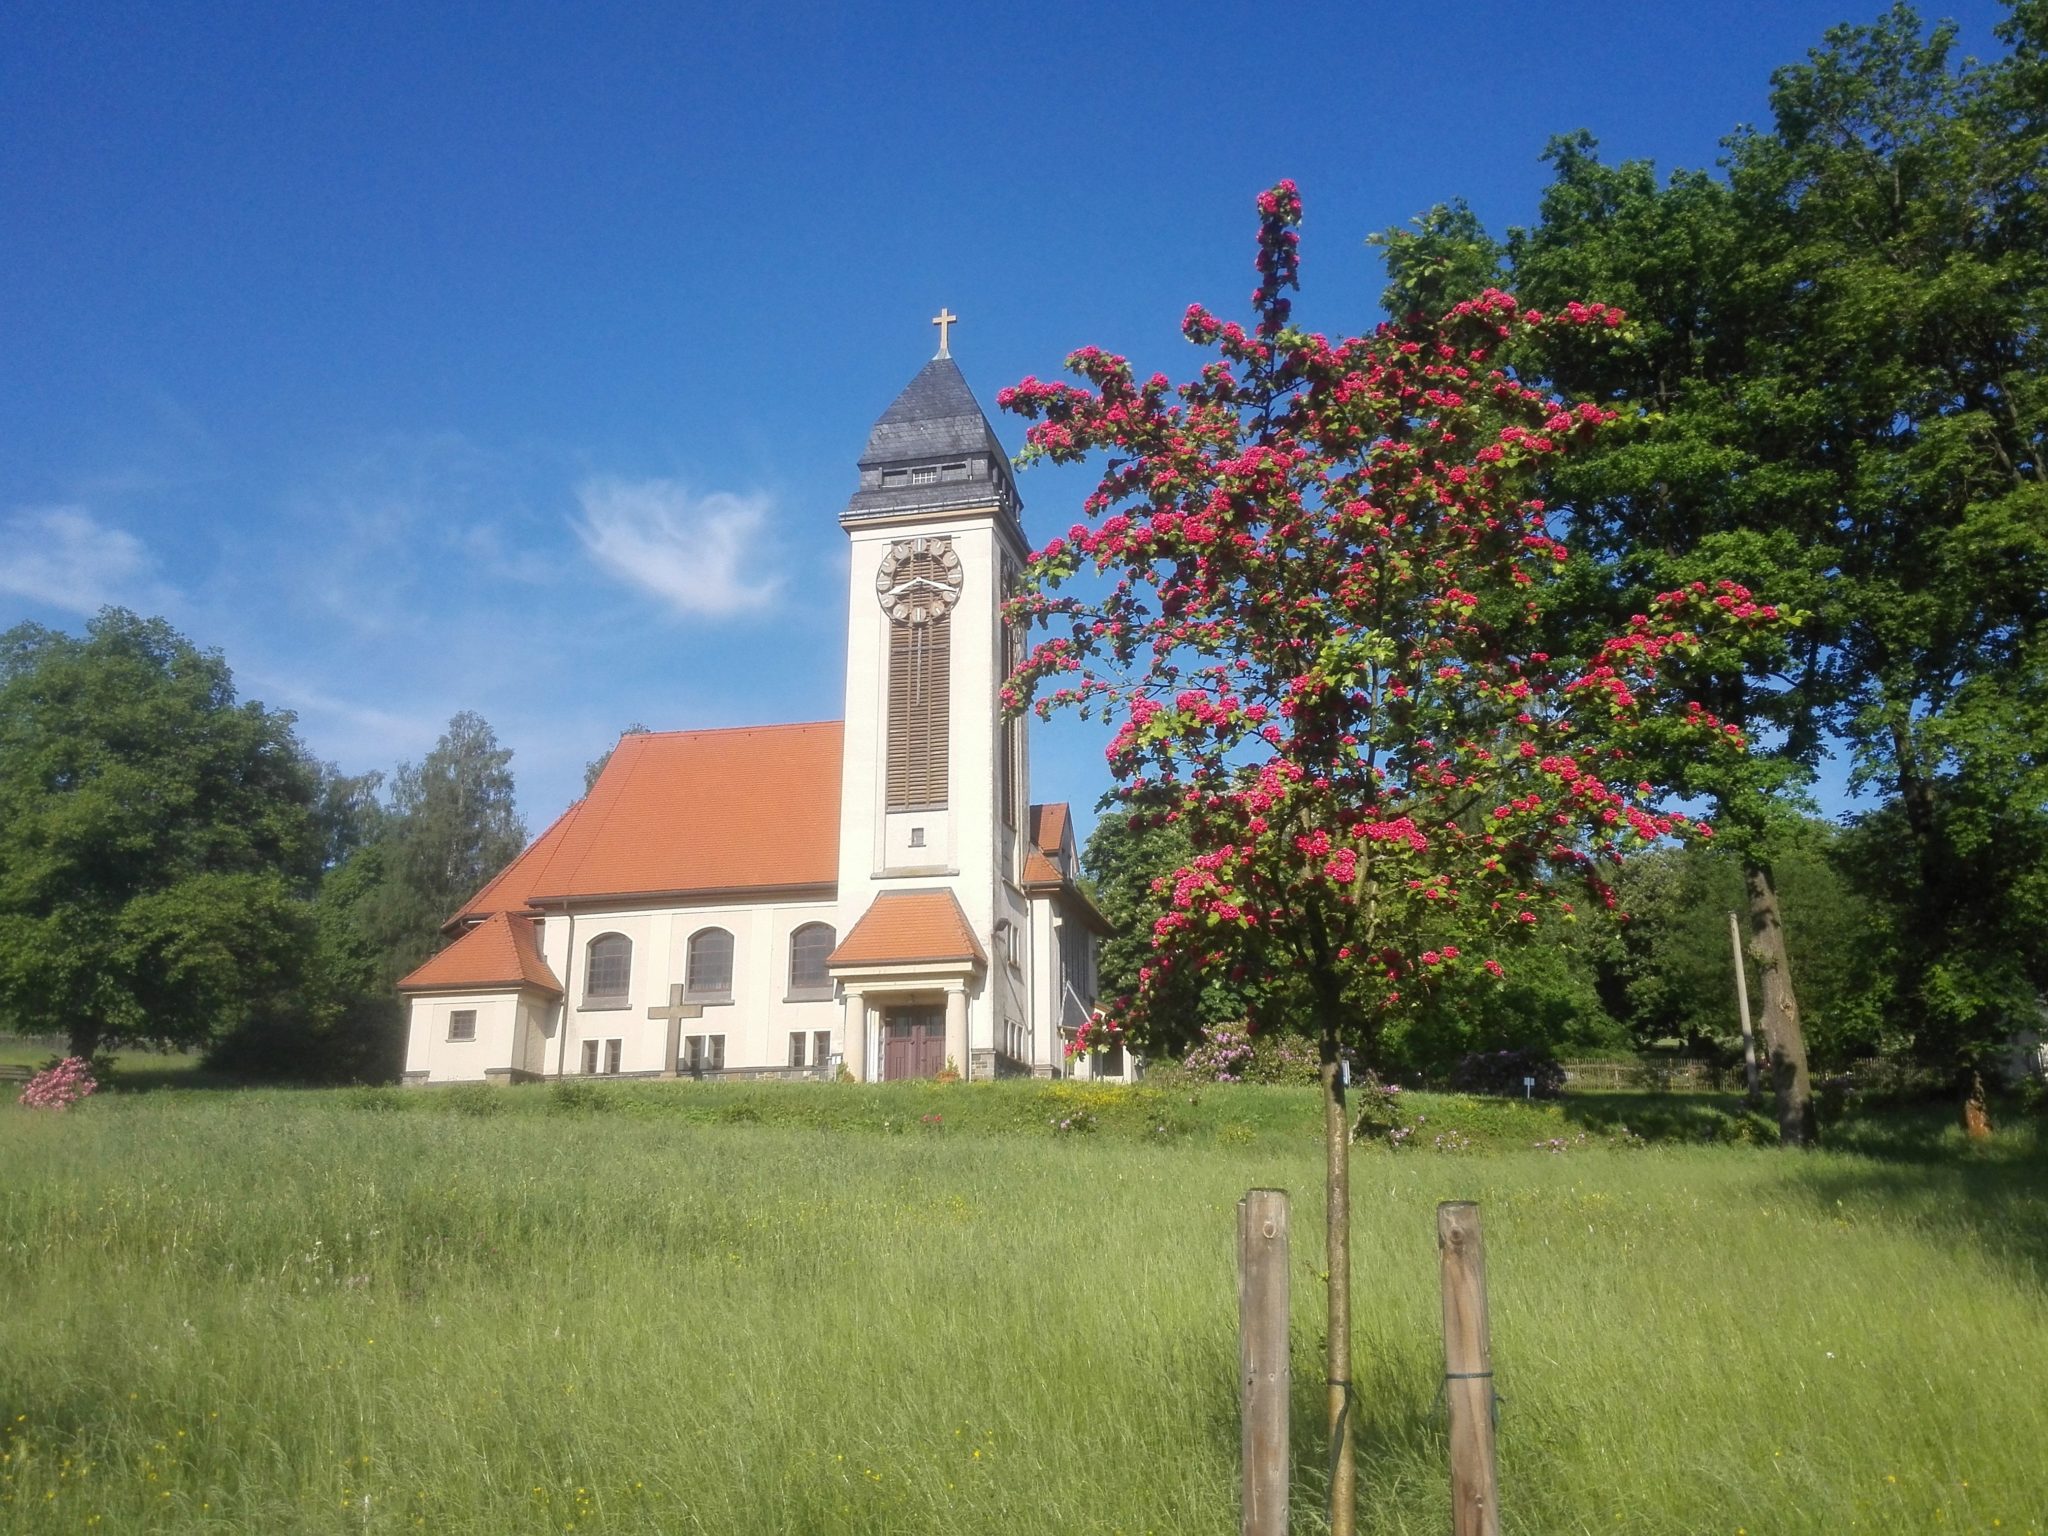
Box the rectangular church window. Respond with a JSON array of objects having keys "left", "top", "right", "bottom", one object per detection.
[
  {"left": 447, "top": 1009, "right": 476, "bottom": 1042},
  {"left": 910, "top": 465, "right": 939, "bottom": 485},
  {"left": 604, "top": 1039, "right": 622, "bottom": 1075},
  {"left": 788, "top": 1031, "right": 806, "bottom": 1068},
  {"left": 886, "top": 613, "right": 950, "bottom": 811},
  {"left": 814, "top": 1030, "right": 832, "bottom": 1069},
  {"left": 582, "top": 1039, "right": 600, "bottom": 1075},
  {"left": 708, "top": 1035, "right": 726, "bottom": 1070}
]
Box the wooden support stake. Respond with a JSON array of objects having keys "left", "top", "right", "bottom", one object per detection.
[
  {"left": 1238, "top": 1188, "right": 1290, "bottom": 1536},
  {"left": 1729, "top": 910, "right": 1760, "bottom": 1103},
  {"left": 1437, "top": 1200, "right": 1500, "bottom": 1536}
]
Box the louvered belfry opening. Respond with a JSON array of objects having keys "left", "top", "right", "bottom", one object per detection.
[{"left": 886, "top": 561, "right": 951, "bottom": 810}]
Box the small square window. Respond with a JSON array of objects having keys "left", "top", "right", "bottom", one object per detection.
[
  {"left": 788, "top": 1031, "right": 806, "bottom": 1068},
  {"left": 447, "top": 1009, "right": 477, "bottom": 1042},
  {"left": 909, "top": 826, "right": 925, "bottom": 848}
]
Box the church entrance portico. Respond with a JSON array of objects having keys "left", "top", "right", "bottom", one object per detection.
[{"left": 881, "top": 1004, "right": 947, "bottom": 1079}]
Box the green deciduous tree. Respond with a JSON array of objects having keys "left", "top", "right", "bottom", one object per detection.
[
  {"left": 0, "top": 611, "right": 320, "bottom": 1059},
  {"left": 1376, "top": 0, "right": 2048, "bottom": 1133},
  {"left": 376, "top": 710, "right": 529, "bottom": 980}
]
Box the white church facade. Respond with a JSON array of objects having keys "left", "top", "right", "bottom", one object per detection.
[{"left": 397, "top": 336, "right": 1119, "bottom": 1085}]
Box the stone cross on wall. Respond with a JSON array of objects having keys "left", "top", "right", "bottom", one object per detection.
[{"left": 647, "top": 983, "right": 703, "bottom": 1079}]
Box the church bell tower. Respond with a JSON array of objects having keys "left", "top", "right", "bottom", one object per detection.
[{"left": 830, "top": 313, "right": 1032, "bottom": 1079}]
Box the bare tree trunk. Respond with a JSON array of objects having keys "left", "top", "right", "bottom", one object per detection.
[
  {"left": 1744, "top": 860, "right": 1816, "bottom": 1146},
  {"left": 68, "top": 1020, "right": 104, "bottom": 1063},
  {"left": 1319, "top": 1034, "right": 1356, "bottom": 1536}
]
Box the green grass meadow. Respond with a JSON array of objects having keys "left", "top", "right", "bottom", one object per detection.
[{"left": 2, "top": 1077, "right": 2044, "bottom": 1534}]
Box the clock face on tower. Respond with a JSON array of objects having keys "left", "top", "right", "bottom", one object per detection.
[{"left": 874, "top": 537, "right": 963, "bottom": 624}]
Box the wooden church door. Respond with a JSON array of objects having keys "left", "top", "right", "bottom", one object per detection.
[{"left": 882, "top": 1007, "right": 947, "bottom": 1079}]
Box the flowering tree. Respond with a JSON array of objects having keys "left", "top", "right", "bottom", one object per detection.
[{"left": 998, "top": 181, "right": 1785, "bottom": 1526}]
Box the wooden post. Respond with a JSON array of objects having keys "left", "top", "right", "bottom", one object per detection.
[
  {"left": 1437, "top": 1201, "right": 1499, "bottom": 1536},
  {"left": 1728, "top": 910, "right": 1759, "bottom": 1103},
  {"left": 1238, "top": 1189, "right": 1290, "bottom": 1536}
]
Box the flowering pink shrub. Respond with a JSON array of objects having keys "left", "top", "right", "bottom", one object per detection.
[
  {"left": 18, "top": 1057, "right": 97, "bottom": 1111},
  {"left": 1176, "top": 1023, "right": 1321, "bottom": 1085}
]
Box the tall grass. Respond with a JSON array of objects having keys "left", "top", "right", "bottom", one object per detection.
[{"left": 2, "top": 1084, "right": 2043, "bottom": 1533}]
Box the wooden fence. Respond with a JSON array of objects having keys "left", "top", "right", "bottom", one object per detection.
[{"left": 1560, "top": 1057, "right": 1720, "bottom": 1092}]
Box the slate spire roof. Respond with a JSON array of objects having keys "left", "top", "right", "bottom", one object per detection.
[{"left": 844, "top": 354, "right": 1021, "bottom": 522}]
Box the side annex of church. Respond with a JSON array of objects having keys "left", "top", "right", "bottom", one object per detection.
[{"left": 396, "top": 335, "right": 1122, "bottom": 1085}]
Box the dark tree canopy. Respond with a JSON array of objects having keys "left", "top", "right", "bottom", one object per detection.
[{"left": 0, "top": 610, "right": 320, "bottom": 1058}]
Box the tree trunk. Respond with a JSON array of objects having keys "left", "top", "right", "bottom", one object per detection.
[
  {"left": 1320, "top": 1022, "right": 1356, "bottom": 1535},
  {"left": 68, "top": 1019, "right": 103, "bottom": 1062},
  {"left": 1961, "top": 1067, "right": 1993, "bottom": 1140},
  {"left": 1744, "top": 860, "right": 1817, "bottom": 1147}
]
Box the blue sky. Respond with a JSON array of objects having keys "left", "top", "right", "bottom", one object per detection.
[{"left": 1, "top": 1, "right": 2014, "bottom": 841}]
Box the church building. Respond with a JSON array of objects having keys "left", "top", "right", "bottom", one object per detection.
[{"left": 397, "top": 326, "right": 1118, "bottom": 1085}]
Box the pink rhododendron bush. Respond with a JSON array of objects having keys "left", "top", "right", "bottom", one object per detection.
[{"left": 18, "top": 1056, "right": 98, "bottom": 1111}]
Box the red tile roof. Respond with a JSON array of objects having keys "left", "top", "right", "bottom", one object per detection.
[
  {"left": 829, "top": 889, "right": 987, "bottom": 968},
  {"left": 445, "top": 723, "right": 844, "bottom": 921},
  {"left": 1022, "top": 801, "right": 1072, "bottom": 888},
  {"left": 448, "top": 802, "right": 585, "bottom": 931},
  {"left": 399, "top": 911, "right": 562, "bottom": 994},
  {"left": 1021, "top": 801, "right": 1114, "bottom": 936}
]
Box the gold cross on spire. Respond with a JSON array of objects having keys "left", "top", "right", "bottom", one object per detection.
[{"left": 931, "top": 307, "right": 958, "bottom": 357}]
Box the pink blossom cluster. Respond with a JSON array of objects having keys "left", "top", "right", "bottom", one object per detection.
[{"left": 18, "top": 1056, "right": 97, "bottom": 1111}]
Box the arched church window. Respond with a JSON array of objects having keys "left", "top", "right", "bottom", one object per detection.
[
  {"left": 686, "top": 927, "right": 735, "bottom": 1001},
  {"left": 584, "top": 933, "right": 631, "bottom": 1006},
  {"left": 788, "top": 923, "right": 836, "bottom": 999}
]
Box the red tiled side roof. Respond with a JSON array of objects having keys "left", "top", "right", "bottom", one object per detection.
[
  {"left": 1022, "top": 800, "right": 1072, "bottom": 888},
  {"left": 448, "top": 802, "right": 586, "bottom": 931},
  {"left": 520, "top": 723, "right": 843, "bottom": 905},
  {"left": 399, "top": 911, "right": 563, "bottom": 994},
  {"left": 829, "top": 889, "right": 987, "bottom": 969},
  {"left": 1021, "top": 801, "right": 1114, "bottom": 935}
]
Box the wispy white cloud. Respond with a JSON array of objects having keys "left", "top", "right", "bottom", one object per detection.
[
  {"left": 0, "top": 504, "right": 165, "bottom": 614},
  {"left": 573, "top": 477, "right": 783, "bottom": 618}
]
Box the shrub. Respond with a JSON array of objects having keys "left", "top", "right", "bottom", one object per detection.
[
  {"left": 1175, "top": 1024, "right": 1321, "bottom": 1085},
  {"left": 1448, "top": 1049, "right": 1566, "bottom": 1099},
  {"left": 442, "top": 1084, "right": 503, "bottom": 1117},
  {"left": 547, "top": 1080, "right": 604, "bottom": 1115},
  {"left": 19, "top": 1056, "right": 97, "bottom": 1111},
  {"left": 345, "top": 1086, "right": 406, "bottom": 1113},
  {"left": 1350, "top": 1073, "right": 1429, "bottom": 1148}
]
